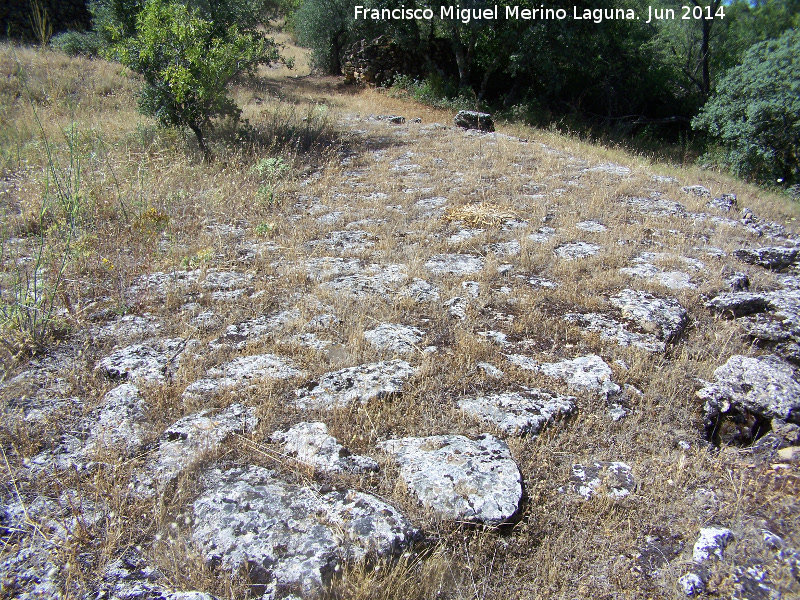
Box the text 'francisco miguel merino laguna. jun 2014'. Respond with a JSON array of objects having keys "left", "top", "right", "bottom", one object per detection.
[{"left": 354, "top": 4, "right": 727, "bottom": 24}]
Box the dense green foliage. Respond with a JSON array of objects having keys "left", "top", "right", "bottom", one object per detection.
[
  {"left": 693, "top": 28, "right": 800, "bottom": 185},
  {"left": 115, "top": 0, "right": 281, "bottom": 158},
  {"left": 291, "top": 0, "right": 799, "bottom": 186},
  {"left": 51, "top": 30, "right": 104, "bottom": 56}
]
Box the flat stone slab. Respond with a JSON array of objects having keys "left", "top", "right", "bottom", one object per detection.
[
  {"left": 321, "top": 263, "right": 408, "bottom": 299},
  {"left": 303, "top": 257, "right": 364, "bottom": 281},
  {"left": 622, "top": 195, "right": 686, "bottom": 217},
  {"left": 583, "top": 164, "right": 630, "bottom": 176},
  {"left": 307, "top": 230, "right": 376, "bottom": 254},
  {"left": 706, "top": 288, "right": 800, "bottom": 355},
  {"left": 734, "top": 247, "right": 799, "bottom": 271},
  {"left": 554, "top": 242, "right": 600, "bottom": 260},
  {"left": 425, "top": 253, "right": 485, "bottom": 275},
  {"left": 564, "top": 312, "right": 665, "bottom": 352},
  {"left": 201, "top": 270, "right": 254, "bottom": 291},
  {"left": 209, "top": 309, "right": 300, "bottom": 350},
  {"left": 208, "top": 353, "right": 305, "bottom": 380},
  {"left": 448, "top": 228, "right": 484, "bottom": 243},
  {"left": 91, "top": 314, "right": 162, "bottom": 341},
  {"left": 486, "top": 240, "right": 521, "bottom": 256},
  {"left": 532, "top": 354, "right": 621, "bottom": 398},
  {"left": 697, "top": 355, "right": 800, "bottom": 428},
  {"left": 132, "top": 404, "right": 257, "bottom": 497},
  {"left": 126, "top": 270, "right": 201, "bottom": 301},
  {"left": 575, "top": 220, "right": 608, "bottom": 232},
  {"left": 398, "top": 278, "right": 440, "bottom": 303},
  {"left": 620, "top": 253, "right": 703, "bottom": 290},
  {"left": 527, "top": 227, "right": 556, "bottom": 243},
  {"left": 86, "top": 383, "right": 147, "bottom": 456},
  {"left": 571, "top": 461, "right": 635, "bottom": 499},
  {"left": 192, "top": 466, "right": 418, "bottom": 597},
  {"left": 184, "top": 354, "right": 306, "bottom": 401},
  {"left": 378, "top": 434, "right": 522, "bottom": 524},
  {"left": 364, "top": 323, "right": 425, "bottom": 354},
  {"left": 295, "top": 360, "right": 415, "bottom": 410},
  {"left": 458, "top": 388, "right": 576, "bottom": 435},
  {"left": 708, "top": 193, "right": 737, "bottom": 212},
  {"left": 96, "top": 338, "right": 189, "bottom": 383},
  {"left": 271, "top": 422, "right": 378, "bottom": 473},
  {"left": 609, "top": 289, "right": 687, "bottom": 341}
]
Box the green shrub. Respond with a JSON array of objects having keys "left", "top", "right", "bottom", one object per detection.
[
  {"left": 388, "top": 74, "right": 474, "bottom": 111},
  {"left": 692, "top": 29, "right": 800, "bottom": 186},
  {"left": 51, "top": 30, "right": 104, "bottom": 57},
  {"left": 115, "top": 0, "right": 281, "bottom": 159}
]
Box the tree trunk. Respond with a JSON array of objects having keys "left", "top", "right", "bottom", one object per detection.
[
  {"left": 188, "top": 121, "right": 211, "bottom": 162},
  {"left": 331, "top": 30, "right": 344, "bottom": 76},
  {"left": 693, "top": 0, "right": 720, "bottom": 101}
]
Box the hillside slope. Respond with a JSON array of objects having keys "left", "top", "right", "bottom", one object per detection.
[{"left": 1, "top": 42, "right": 799, "bottom": 599}]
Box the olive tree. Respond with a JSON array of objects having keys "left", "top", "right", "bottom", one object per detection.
[{"left": 116, "top": 0, "right": 281, "bottom": 159}]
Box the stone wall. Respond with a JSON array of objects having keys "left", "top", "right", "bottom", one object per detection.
[
  {"left": 343, "top": 36, "right": 425, "bottom": 86},
  {"left": 1, "top": 0, "right": 91, "bottom": 41}
]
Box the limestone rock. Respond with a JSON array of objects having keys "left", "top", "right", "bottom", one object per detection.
[
  {"left": 553, "top": 242, "right": 600, "bottom": 260},
  {"left": 398, "top": 278, "right": 440, "bottom": 302},
  {"left": 697, "top": 356, "right": 800, "bottom": 434},
  {"left": 425, "top": 253, "right": 485, "bottom": 275},
  {"left": 295, "top": 360, "right": 415, "bottom": 410},
  {"left": 96, "top": 338, "right": 189, "bottom": 383},
  {"left": 575, "top": 220, "right": 608, "bottom": 232},
  {"left": 453, "top": 111, "right": 494, "bottom": 132},
  {"left": 681, "top": 185, "right": 711, "bottom": 197},
  {"left": 564, "top": 312, "right": 665, "bottom": 352},
  {"left": 444, "top": 296, "right": 468, "bottom": 320},
  {"left": 734, "top": 247, "right": 799, "bottom": 271},
  {"left": 99, "top": 549, "right": 218, "bottom": 600},
  {"left": 209, "top": 309, "right": 300, "bottom": 350},
  {"left": 192, "top": 466, "right": 418, "bottom": 597},
  {"left": 620, "top": 253, "right": 703, "bottom": 290},
  {"left": 708, "top": 193, "right": 737, "bottom": 212},
  {"left": 307, "top": 230, "right": 376, "bottom": 254},
  {"left": 610, "top": 289, "right": 687, "bottom": 341},
  {"left": 724, "top": 271, "right": 750, "bottom": 291},
  {"left": 364, "top": 323, "right": 425, "bottom": 354},
  {"left": 208, "top": 353, "right": 305, "bottom": 381},
  {"left": 706, "top": 292, "right": 773, "bottom": 318},
  {"left": 486, "top": 240, "right": 521, "bottom": 256},
  {"left": 86, "top": 383, "right": 147, "bottom": 455},
  {"left": 131, "top": 404, "right": 257, "bottom": 496},
  {"left": 458, "top": 388, "right": 576, "bottom": 435},
  {"left": 184, "top": 354, "right": 305, "bottom": 401},
  {"left": 679, "top": 572, "right": 705, "bottom": 596},
  {"left": 538, "top": 354, "right": 621, "bottom": 398},
  {"left": 622, "top": 195, "right": 686, "bottom": 217},
  {"left": 91, "top": 314, "right": 162, "bottom": 342},
  {"left": 126, "top": 270, "right": 201, "bottom": 302},
  {"left": 322, "top": 263, "right": 408, "bottom": 299},
  {"left": 571, "top": 461, "right": 634, "bottom": 499},
  {"left": 271, "top": 422, "right": 378, "bottom": 474},
  {"left": 303, "top": 257, "right": 363, "bottom": 281},
  {"left": 583, "top": 164, "right": 630, "bottom": 176},
  {"left": 692, "top": 526, "right": 733, "bottom": 562},
  {"left": 378, "top": 434, "right": 522, "bottom": 524}
]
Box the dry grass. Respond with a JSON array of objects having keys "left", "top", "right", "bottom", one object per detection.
[{"left": 1, "top": 29, "right": 799, "bottom": 600}]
